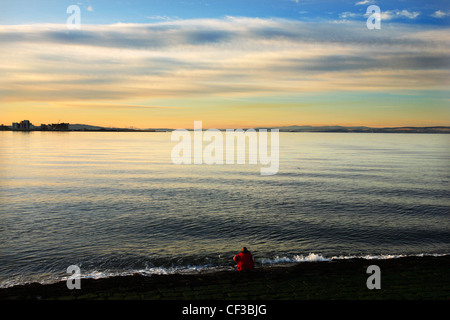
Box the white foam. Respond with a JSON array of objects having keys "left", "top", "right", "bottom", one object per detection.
[
  {"left": 1, "top": 252, "right": 447, "bottom": 288},
  {"left": 259, "top": 253, "right": 331, "bottom": 264},
  {"left": 73, "top": 264, "right": 231, "bottom": 281},
  {"left": 258, "top": 252, "right": 448, "bottom": 265}
]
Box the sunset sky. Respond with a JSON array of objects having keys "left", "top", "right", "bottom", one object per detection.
[{"left": 1, "top": 0, "right": 449, "bottom": 129}]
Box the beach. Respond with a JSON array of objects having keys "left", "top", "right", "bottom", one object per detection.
[{"left": 1, "top": 255, "right": 448, "bottom": 300}]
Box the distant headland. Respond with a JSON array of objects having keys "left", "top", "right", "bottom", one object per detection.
[
  {"left": 1, "top": 120, "right": 449, "bottom": 133},
  {"left": 258, "top": 125, "right": 450, "bottom": 134},
  {"left": 0, "top": 121, "right": 162, "bottom": 132}
]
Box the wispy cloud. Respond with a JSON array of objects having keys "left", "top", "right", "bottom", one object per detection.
[
  {"left": 431, "top": 10, "right": 450, "bottom": 18},
  {"left": 380, "top": 9, "right": 420, "bottom": 21},
  {"left": 339, "top": 12, "right": 358, "bottom": 19},
  {"left": 0, "top": 17, "right": 448, "bottom": 118},
  {"left": 341, "top": 8, "right": 421, "bottom": 23},
  {"left": 0, "top": 17, "right": 434, "bottom": 50},
  {"left": 146, "top": 15, "right": 179, "bottom": 21},
  {"left": 355, "top": 0, "right": 375, "bottom": 6}
]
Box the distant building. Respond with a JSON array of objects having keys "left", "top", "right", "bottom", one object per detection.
[
  {"left": 22, "top": 120, "right": 31, "bottom": 130},
  {"left": 12, "top": 120, "right": 33, "bottom": 130},
  {"left": 11, "top": 120, "right": 70, "bottom": 131}
]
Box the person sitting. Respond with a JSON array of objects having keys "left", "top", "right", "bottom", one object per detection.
[{"left": 233, "top": 247, "right": 255, "bottom": 271}]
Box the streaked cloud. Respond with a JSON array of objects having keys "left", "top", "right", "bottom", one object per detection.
[
  {"left": 355, "top": 0, "right": 375, "bottom": 5},
  {"left": 431, "top": 10, "right": 450, "bottom": 18},
  {"left": 381, "top": 10, "right": 421, "bottom": 21},
  {"left": 340, "top": 8, "right": 422, "bottom": 24},
  {"left": 339, "top": 12, "right": 358, "bottom": 19},
  {"left": 0, "top": 17, "right": 448, "bottom": 127}
]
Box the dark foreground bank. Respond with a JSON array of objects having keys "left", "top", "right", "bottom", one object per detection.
[{"left": 0, "top": 255, "right": 448, "bottom": 300}]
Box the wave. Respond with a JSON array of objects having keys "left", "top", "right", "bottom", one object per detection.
[
  {"left": 1, "top": 252, "right": 447, "bottom": 289},
  {"left": 258, "top": 252, "right": 448, "bottom": 265},
  {"left": 259, "top": 252, "right": 449, "bottom": 265}
]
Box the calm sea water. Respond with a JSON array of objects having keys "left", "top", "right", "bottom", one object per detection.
[{"left": 1, "top": 131, "right": 449, "bottom": 287}]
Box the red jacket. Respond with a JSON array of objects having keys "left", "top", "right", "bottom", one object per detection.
[{"left": 233, "top": 252, "right": 255, "bottom": 271}]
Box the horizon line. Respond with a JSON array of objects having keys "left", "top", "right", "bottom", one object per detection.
[{"left": 3, "top": 121, "right": 450, "bottom": 131}]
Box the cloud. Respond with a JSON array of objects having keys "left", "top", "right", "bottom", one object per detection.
[
  {"left": 0, "top": 17, "right": 448, "bottom": 106},
  {"left": 146, "top": 15, "right": 179, "bottom": 21},
  {"left": 355, "top": 0, "right": 375, "bottom": 5},
  {"left": 343, "top": 8, "right": 421, "bottom": 23},
  {"left": 339, "top": 12, "right": 358, "bottom": 19},
  {"left": 431, "top": 10, "right": 450, "bottom": 18},
  {"left": 380, "top": 9, "right": 420, "bottom": 21},
  {"left": 279, "top": 54, "right": 450, "bottom": 73},
  {"left": 87, "top": 6, "right": 93, "bottom": 12},
  {"left": 0, "top": 17, "right": 431, "bottom": 50}
]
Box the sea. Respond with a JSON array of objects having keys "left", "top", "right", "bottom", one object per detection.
[{"left": 0, "top": 131, "right": 449, "bottom": 288}]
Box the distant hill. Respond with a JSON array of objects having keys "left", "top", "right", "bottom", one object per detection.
[
  {"left": 255, "top": 125, "right": 450, "bottom": 133},
  {"left": 68, "top": 124, "right": 158, "bottom": 132},
  {"left": 44, "top": 124, "right": 450, "bottom": 133},
  {"left": 69, "top": 124, "right": 107, "bottom": 131},
  {"left": 256, "top": 125, "right": 370, "bottom": 132}
]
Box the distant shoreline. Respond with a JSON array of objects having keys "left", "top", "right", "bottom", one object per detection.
[{"left": 1, "top": 126, "right": 450, "bottom": 134}]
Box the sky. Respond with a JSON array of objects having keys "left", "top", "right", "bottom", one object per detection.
[{"left": 0, "top": 0, "right": 449, "bottom": 129}]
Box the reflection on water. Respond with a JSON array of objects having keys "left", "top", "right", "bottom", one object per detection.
[{"left": 0, "top": 131, "right": 449, "bottom": 286}]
